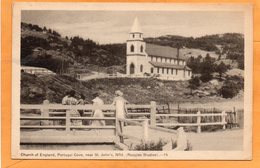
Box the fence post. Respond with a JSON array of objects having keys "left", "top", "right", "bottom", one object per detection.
[
  {"left": 150, "top": 101, "right": 156, "bottom": 127},
  {"left": 143, "top": 120, "right": 149, "bottom": 142},
  {"left": 197, "top": 111, "right": 201, "bottom": 133},
  {"left": 234, "top": 107, "right": 237, "bottom": 126},
  {"left": 167, "top": 102, "right": 170, "bottom": 114},
  {"left": 222, "top": 111, "right": 226, "bottom": 130},
  {"left": 66, "top": 109, "right": 71, "bottom": 133},
  {"left": 173, "top": 127, "right": 188, "bottom": 151},
  {"left": 41, "top": 99, "right": 50, "bottom": 126}
]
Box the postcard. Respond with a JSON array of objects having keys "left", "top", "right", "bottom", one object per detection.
[{"left": 12, "top": 2, "right": 252, "bottom": 160}]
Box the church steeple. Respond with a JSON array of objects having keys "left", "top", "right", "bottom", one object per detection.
[
  {"left": 128, "top": 17, "right": 143, "bottom": 41},
  {"left": 130, "top": 17, "right": 142, "bottom": 33}
]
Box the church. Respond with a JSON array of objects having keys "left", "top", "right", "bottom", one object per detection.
[{"left": 126, "top": 18, "right": 192, "bottom": 81}]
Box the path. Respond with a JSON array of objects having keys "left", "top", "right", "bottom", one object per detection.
[
  {"left": 21, "top": 127, "right": 243, "bottom": 151},
  {"left": 187, "top": 129, "right": 243, "bottom": 151}
]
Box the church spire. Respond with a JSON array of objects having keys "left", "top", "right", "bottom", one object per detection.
[{"left": 130, "top": 17, "right": 142, "bottom": 33}]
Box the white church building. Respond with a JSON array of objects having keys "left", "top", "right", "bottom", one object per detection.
[{"left": 126, "top": 18, "right": 192, "bottom": 81}]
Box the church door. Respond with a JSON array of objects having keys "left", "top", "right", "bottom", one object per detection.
[{"left": 130, "top": 63, "right": 135, "bottom": 74}]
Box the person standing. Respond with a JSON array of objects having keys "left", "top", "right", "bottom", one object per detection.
[
  {"left": 62, "top": 91, "right": 70, "bottom": 105},
  {"left": 112, "top": 90, "right": 128, "bottom": 119},
  {"left": 91, "top": 92, "right": 105, "bottom": 126},
  {"left": 66, "top": 90, "right": 82, "bottom": 126}
]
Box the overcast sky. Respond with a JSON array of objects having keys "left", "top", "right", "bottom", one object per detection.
[{"left": 22, "top": 10, "right": 244, "bottom": 44}]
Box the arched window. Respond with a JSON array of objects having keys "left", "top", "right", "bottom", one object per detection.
[
  {"left": 140, "top": 45, "right": 143, "bottom": 52},
  {"left": 130, "top": 63, "right": 135, "bottom": 74},
  {"left": 151, "top": 67, "right": 154, "bottom": 73},
  {"left": 130, "top": 45, "right": 134, "bottom": 52},
  {"left": 140, "top": 65, "right": 143, "bottom": 72}
]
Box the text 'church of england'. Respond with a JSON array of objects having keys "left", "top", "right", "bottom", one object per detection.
[{"left": 126, "top": 18, "right": 192, "bottom": 81}]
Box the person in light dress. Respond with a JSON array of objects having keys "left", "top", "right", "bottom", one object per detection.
[
  {"left": 91, "top": 93, "right": 105, "bottom": 126},
  {"left": 65, "top": 90, "right": 82, "bottom": 126}
]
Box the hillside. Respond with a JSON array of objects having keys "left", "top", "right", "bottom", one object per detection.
[
  {"left": 21, "top": 72, "right": 243, "bottom": 105},
  {"left": 20, "top": 23, "right": 245, "bottom": 103},
  {"left": 21, "top": 22, "right": 244, "bottom": 76},
  {"left": 21, "top": 22, "right": 126, "bottom": 75},
  {"left": 145, "top": 34, "right": 244, "bottom": 69}
]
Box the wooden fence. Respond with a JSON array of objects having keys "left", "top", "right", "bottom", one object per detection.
[
  {"left": 20, "top": 100, "right": 243, "bottom": 151},
  {"left": 20, "top": 101, "right": 242, "bottom": 133}
]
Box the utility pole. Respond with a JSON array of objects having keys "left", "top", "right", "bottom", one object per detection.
[{"left": 61, "top": 54, "right": 64, "bottom": 75}]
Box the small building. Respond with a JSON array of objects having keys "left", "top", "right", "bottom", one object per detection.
[
  {"left": 21, "top": 66, "right": 55, "bottom": 75},
  {"left": 126, "top": 18, "right": 192, "bottom": 80}
]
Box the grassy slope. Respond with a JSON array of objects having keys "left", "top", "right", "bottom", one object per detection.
[{"left": 21, "top": 72, "right": 244, "bottom": 105}]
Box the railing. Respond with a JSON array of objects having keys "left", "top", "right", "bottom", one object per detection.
[
  {"left": 20, "top": 103, "right": 117, "bottom": 133},
  {"left": 116, "top": 118, "right": 188, "bottom": 151},
  {"left": 20, "top": 100, "right": 242, "bottom": 145},
  {"left": 155, "top": 110, "right": 227, "bottom": 133}
]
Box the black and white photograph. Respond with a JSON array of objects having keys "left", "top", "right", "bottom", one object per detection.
[{"left": 12, "top": 3, "right": 252, "bottom": 160}]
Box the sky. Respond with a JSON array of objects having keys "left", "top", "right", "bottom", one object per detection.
[{"left": 22, "top": 10, "right": 244, "bottom": 44}]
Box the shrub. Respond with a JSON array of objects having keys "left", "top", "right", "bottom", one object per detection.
[
  {"left": 200, "top": 73, "right": 213, "bottom": 82},
  {"left": 129, "top": 139, "right": 168, "bottom": 151},
  {"left": 219, "top": 78, "right": 241, "bottom": 98}
]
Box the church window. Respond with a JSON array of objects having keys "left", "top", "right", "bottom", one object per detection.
[
  {"left": 151, "top": 67, "right": 154, "bottom": 73},
  {"left": 140, "top": 65, "right": 143, "bottom": 72},
  {"left": 140, "top": 45, "right": 143, "bottom": 52},
  {"left": 130, "top": 45, "right": 134, "bottom": 52}
]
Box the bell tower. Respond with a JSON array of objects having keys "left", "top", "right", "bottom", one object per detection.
[{"left": 126, "top": 17, "right": 146, "bottom": 75}]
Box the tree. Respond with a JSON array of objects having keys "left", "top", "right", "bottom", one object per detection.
[
  {"left": 200, "top": 54, "right": 215, "bottom": 82},
  {"left": 188, "top": 76, "right": 200, "bottom": 94},
  {"left": 215, "top": 61, "right": 228, "bottom": 79}
]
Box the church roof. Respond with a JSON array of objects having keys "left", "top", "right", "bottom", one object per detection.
[
  {"left": 149, "top": 61, "right": 191, "bottom": 70},
  {"left": 130, "top": 17, "right": 142, "bottom": 33},
  {"left": 146, "top": 43, "right": 185, "bottom": 60}
]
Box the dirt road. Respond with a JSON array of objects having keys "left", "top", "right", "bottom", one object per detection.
[{"left": 187, "top": 129, "right": 243, "bottom": 151}]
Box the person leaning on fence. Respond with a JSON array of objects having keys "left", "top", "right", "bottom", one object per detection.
[
  {"left": 91, "top": 92, "right": 105, "bottom": 126},
  {"left": 77, "top": 94, "right": 86, "bottom": 116},
  {"left": 112, "top": 90, "right": 128, "bottom": 119},
  {"left": 62, "top": 91, "right": 70, "bottom": 105},
  {"left": 65, "top": 90, "right": 82, "bottom": 126}
]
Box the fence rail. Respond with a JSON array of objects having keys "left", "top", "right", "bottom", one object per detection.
[{"left": 20, "top": 101, "right": 242, "bottom": 133}]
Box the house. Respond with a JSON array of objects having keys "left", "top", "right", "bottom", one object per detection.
[
  {"left": 21, "top": 66, "right": 55, "bottom": 75},
  {"left": 126, "top": 18, "right": 192, "bottom": 80}
]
